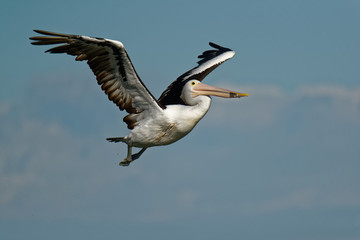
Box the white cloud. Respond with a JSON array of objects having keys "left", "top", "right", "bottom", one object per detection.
[
  {"left": 0, "top": 167, "right": 36, "bottom": 206},
  {"left": 0, "top": 117, "right": 80, "bottom": 207},
  {"left": 206, "top": 84, "right": 360, "bottom": 130},
  {"left": 176, "top": 188, "right": 198, "bottom": 209},
  {"left": 1, "top": 79, "right": 360, "bottom": 223},
  {"left": 0, "top": 102, "right": 11, "bottom": 116},
  {"left": 241, "top": 185, "right": 360, "bottom": 216}
]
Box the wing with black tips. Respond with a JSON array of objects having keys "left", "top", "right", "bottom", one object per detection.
[{"left": 158, "top": 42, "right": 235, "bottom": 106}]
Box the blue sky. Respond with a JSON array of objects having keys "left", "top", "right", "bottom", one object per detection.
[{"left": 1, "top": 0, "right": 360, "bottom": 239}]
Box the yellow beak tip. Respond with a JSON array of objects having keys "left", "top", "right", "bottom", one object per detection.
[{"left": 237, "top": 93, "right": 249, "bottom": 97}]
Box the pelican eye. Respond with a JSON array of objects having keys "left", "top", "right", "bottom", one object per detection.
[{"left": 191, "top": 81, "right": 196, "bottom": 86}]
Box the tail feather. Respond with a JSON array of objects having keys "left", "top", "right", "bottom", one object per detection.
[{"left": 106, "top": 137, "right": 125, "bottom": 143}]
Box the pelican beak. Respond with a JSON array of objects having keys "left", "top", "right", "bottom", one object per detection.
[{"left": 192, "top": 82, "right": 249, "bottom": 98}]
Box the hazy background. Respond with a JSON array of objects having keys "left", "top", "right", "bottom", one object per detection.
[{"left": 1, "top": 0, "right": 359, "bottom": 239}]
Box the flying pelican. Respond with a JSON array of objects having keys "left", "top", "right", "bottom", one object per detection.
[{"left": 30, "top": 30, "right": 248, "bottom": 166}]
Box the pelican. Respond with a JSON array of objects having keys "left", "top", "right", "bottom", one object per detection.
[{"left": 30, "top": 30, "right": 248, "bottom": 166}]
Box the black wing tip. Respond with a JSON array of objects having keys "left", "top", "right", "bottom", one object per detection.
[
  {"left": 33, "top": 29, "right": 45, "bottom": 34},
  {"left": 196, "top": 42, "right": 233, "bottom": 63},
  {"left": 209, "top": 42, "right": 232, "bottom": 52},
  {"left": 209, "top": 42, "right": 221, "bottom": 49},
  {"left": 29, "top": 30, "right": 43, "bottom": 41},
  {"left": 31, "top": 29, "right": 72, "bottom": 37}
]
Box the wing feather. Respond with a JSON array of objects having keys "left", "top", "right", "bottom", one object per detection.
[
  {"left": 158, "top": 42, "right": 235, "bottom": 106},
  {"left": 30, "top": 30, "right": 164, "bottom": 129}
]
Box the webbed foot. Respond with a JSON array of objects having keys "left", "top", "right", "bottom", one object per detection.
[{"left": 119, "top": 159, "right": 131, "bottom": 166}]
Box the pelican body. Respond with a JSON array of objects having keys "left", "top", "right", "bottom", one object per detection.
[{"left": 30, "top": 30, "right": 248, "bottom": 166}]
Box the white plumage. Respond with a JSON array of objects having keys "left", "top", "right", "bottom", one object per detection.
[{"left": 30, "top": 30, "right": 248, "bottom": 166}]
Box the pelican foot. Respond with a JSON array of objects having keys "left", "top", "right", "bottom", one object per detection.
[{"left": 119, "top": 159, "right": 131, "bottom": 166}]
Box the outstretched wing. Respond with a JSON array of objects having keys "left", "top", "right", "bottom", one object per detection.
[
  {"left": 158, "top": 42, "right": 235, "bottom": 106},
  {"left": 30, "top": 30, "right": 164, "bottom": 129}
]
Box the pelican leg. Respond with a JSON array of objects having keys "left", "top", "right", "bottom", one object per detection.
[
  {"left": 106, "top": 137, "right": 146, "bottom": 166},
  {"left": 119, "top": 143, "right": 133, "bottom": 166},
  {"left": 119, "top": 147, "right": 147, "bottom": 167},
  {"left": 132, "top": 148, "right": 147, "bottom": 161}
]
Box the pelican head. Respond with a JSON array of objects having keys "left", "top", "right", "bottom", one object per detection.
[{"left": 181, "top": 80, "right": 248, "bottom": 105}]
